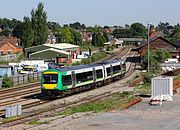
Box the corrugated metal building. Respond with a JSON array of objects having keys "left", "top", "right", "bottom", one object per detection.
[{"left": 25, "top": 43, "right": 80, "bottom": 64}]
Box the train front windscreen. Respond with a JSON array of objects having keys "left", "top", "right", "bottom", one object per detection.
[{"left": 43, "top": 74, "right": 58, "bottom": 84}]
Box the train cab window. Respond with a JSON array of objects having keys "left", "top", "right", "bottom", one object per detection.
[
  {"left": 113, "top": 65, "right": 121, "bottom": 74},
  {"left": 62, "top": 75, "right": 72, "bottom": 86},
  {"left": 43, "top": 74, "right": 58, "bottom": 84},
  {"left": 76, "top": 71, "right": 93, "bottom": 83},
  {"left": 96, "top": 69, "right": 103, "bottom": 79},
  {"left": 106, "top": 67, "right": 111, "bottom": 76}
]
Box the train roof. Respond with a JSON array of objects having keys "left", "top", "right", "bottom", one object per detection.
[
  {"left": 100, "top": 59, "right": 125, "bottom": 65},
  {"left": 57, "top": 63, "right": 101, "bottom": 72},
  {"left": 56, "top": 59, "right": 125, "bottom": 72}
]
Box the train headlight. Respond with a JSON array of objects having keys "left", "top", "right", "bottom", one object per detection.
[{"left": 55, "top": 84, "right": 58, "bottom": 88}]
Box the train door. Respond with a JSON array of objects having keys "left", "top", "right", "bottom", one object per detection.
[
  {"left": 92, "top": 68, "right": 96, "bottom": 82},
  {"left": 71, "top": 71, "right": 76, "bottom": 87},
  {"left": 110, "top": 64, "right": 113, "bottom": 77}
]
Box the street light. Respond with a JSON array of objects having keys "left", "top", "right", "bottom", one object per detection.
[{"left": 147, "top": 23, "right": 152, "bottom": 73}]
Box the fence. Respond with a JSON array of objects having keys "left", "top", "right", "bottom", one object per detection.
[
  {"left": 0, "top": 53, "right": 22, "bottom": 62},
  {"left": 0, "top": 72, "right": 42, "bottom": 88}
]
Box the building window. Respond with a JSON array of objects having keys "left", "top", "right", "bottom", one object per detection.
[
  {"left": 8, "top": 50, "right": 12, "bottom": 54},
  {"left": 1, "top": 50, "right": 4, "bottom": 55}
]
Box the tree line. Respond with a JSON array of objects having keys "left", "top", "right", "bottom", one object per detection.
[{"left": 0, "top": 2, "right": 180, "bottom": 48}]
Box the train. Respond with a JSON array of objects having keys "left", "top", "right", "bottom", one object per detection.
[{"left": 41, "top": 59, "right": 126, "bottom": 96}]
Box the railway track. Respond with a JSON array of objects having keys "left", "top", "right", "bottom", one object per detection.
[
  {"left": 104, "top": 47, "right": 131, "bottom": 61},
  {"left": 0, "top": 87, "right": 40, "bottom": 100},
  {"left": 0, "top": 82, "right": 40, "bottom": 95},
  {"left": 0, "top": 48, "right": 138, "bottom": 127},
  {"left": 0, "top": 52, "right": 138, "bottom": 128}
]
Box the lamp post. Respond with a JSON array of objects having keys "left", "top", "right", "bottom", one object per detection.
[{"left": 147, "top": 23, "right": 151, "bottom": 73}]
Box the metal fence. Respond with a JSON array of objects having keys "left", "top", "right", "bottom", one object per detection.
[
  {"left": 0, "top": 72, "right": 42, "bottom": 88},
  {"left": 0, "top": 53, "right": 22, "bottom": 62}
]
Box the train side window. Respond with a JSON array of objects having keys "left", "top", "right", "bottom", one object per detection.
[
  {"left": 96, "top": 69, "right": 103, "bottom": 79},
  {"left": 62, "top": 75, "right": 72, "bottom": 86},
  {"left": 76, "top": 71, "right": 93, "bottom": 83},
  {"left": 113, "top": 65, "right": 121, "bottom": 74},
  {"left": 106, "top": 67, "right": 111, "bottom": 76},
  {"left": 122, "top": 63, "right": 126, "bottom": 70}
]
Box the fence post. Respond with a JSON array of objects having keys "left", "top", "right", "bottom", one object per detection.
[{"left": 17, "top": 74, "right": 19, "bottom": 85}]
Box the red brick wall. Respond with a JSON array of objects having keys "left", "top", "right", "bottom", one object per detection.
[{"left": 0, "top": 42, "right": 23, "bottom": 55}]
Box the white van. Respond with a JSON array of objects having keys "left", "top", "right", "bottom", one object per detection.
[{"left": 165, "top": 58, "right": 178, "bottom": 63}]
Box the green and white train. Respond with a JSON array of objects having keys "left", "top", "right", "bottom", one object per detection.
[{"left": 41, "top": 59, "right": 126, "bottom": 96}]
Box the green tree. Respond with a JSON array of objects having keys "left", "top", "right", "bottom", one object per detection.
[
  {"left": 2, "top": 76, "right": 13, "bottom": 88},
  {"left": 12, "top": 23, "right": 23, "bottom": 40},
  {"left": 72, "top": 30, "right": 82, "bottom": 45},
  {"left": 156, "top": 49, "right": 170, "bottom": 63},
  {"left": 130, "top": 22, "right": 147, "bottom": 38},
  {"left": 141, "top": 49, "right": 160, "bottom": 73},
  {"left": 2, "top": 29, "right": 11, "bottom": 36},
  {"left": 22, "top": 17, "right": 34, "bottom": 48},
  {"left": 91, "top": 26, "right": 106, "bottom": 47},
  {"left": 103, "top": 32, "right": 109, "bottom": 42},
  {"left": 31, "top": 2, "right": 48, "bottom": 46},
  {"left": 170, "top": 27, "right": 180, "bottom": 43},
  {"left": 61, "top": 27, "right": 73, "bottom": 43}
]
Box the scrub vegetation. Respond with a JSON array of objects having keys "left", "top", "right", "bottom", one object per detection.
[
  {"left": 59, "top": 91, "right": 136, "bottom": 116},
  {"left": 72, "top": 51, "right": 107, "bottom": 66},
  {"left": 28, "top": 119, "right": 49, "bottom": 125}
]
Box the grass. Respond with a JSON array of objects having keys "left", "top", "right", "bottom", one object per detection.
[
  {"left": 1, "top": 115, "right": 22, "bottom": 123},
  {"left": 59, "top": 91, "right": 135, "bottom": 116},
  {"left": 174, "top": 76, "right": 180, "bottom": 80},
  {"left": 134, "top": 83, "right": 151, "bottom": 95},
  {"left": 28, "top": 119, "right": 49, "bottom": 125}
]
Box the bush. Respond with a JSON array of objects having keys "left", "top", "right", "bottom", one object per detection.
[
  {"left": 2, "top": 76, "right": 13, "bottom": 88},
  {"left": 144, "top": 72, "right": 153, "bottom": 83}
]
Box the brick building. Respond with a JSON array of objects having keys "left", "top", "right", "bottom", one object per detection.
[
  {"left": 0, "top": 36, "right": 23, "bottom": 55},
  {"left": 139, "top": 36, "right": 180, "bottom": 60}
]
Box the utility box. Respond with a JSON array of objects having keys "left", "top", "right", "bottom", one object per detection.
[
  {"left": 5, "top": 104, "right": 22, "bottom": 118},
  {"left": 151, "top": 76, "right": 173, "bottom": 101}
]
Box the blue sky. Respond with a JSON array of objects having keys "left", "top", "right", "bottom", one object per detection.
[{"left": 0, "top": 0, "right": 179, "bottom": 26}]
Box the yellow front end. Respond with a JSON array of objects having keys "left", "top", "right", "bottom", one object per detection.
[
  {"left": 43, "top": 84, "right": 57, "bottom": 89},
  {"left": 42, "top": 71, "right": 59, "bottom": 90}
]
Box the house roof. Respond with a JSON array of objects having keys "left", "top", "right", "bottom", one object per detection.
[
  {"left": 0, "top": 41, "right": 22, "bottom": 49},
  {"left": 138, "top": 36, "right": 177, "bottom": 49}
]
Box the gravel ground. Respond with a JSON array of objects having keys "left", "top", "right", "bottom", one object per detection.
[
  {"left": 23, "top": 94, "right": 180, "bottom": 130},
  {"left": 0, "top": 60, "right": 142, "bottom": 130}
]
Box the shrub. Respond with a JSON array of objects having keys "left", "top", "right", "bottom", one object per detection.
[
  {"left": 2, "top": 76, "right": 13, "bottom": 88},
  {"left": 144, "top": 72, "right": 153, "bottom": 83}
]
